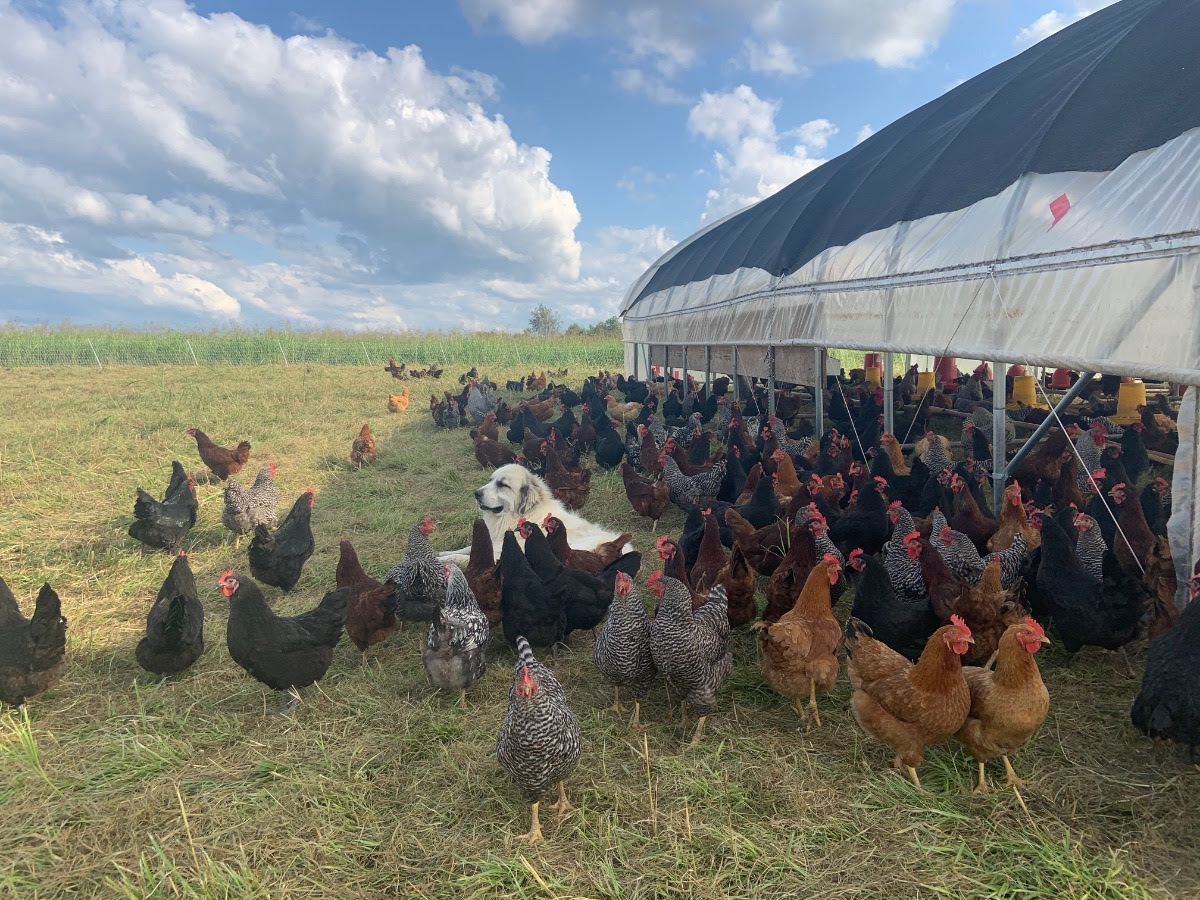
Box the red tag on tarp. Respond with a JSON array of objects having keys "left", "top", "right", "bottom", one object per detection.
[{"left": 1049, "top": 193, "right": 1070, "bottom": 227}]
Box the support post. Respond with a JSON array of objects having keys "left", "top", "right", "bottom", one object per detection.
[
  {"left": 662, "top": 345, "right": 669, "bottom": 385},
  {"left": 1003, "top": 372, "right": 1096, "bottom": 478},
  {"left": 682, "top": 346, "right": 688, "bottom": 392},
  {"left": 883, "top": 351, "right": 895, "bottom": 435},
  {"left": 632, "top": 343, "right": 639, "bottom": 380},
  {"left": 991, "top": 361, "right": 1006, "bottom": 512},
  {"left": 733, "top": 347, "right": 741, "bottom": 402},
  {"left": 704, "top": 346, "right": 711, "bottom": 394},
  {"left": 767, "top": 347, "right": 777, "bottom": 417},
  {"left": 814, "top": 347, "right": 826, "bottom": 437}
]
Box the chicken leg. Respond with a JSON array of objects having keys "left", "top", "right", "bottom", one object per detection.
[
  {"left": 973, "top": 761, "right": 991, "bottom": 794},
  {"left": 804, "top": 679, "right": 822, "bottom": 728},
  {"left": 605, "top": 686, "right": 627, "bottom": 714},
  {"left": 1001, "top": 755, "right": 1026, "bottom": 787},
  {"left": 688, "top": 715, "right": 708, "bottom": 746},
  {"left": 547, "top": 781, "right": 575, "bottom": 823},
  {"left": 458, "top": 687, "right": 468, "bottom": 707},
  {"left": 894, "top": 755, "right": 923, "bottom": 789},
  {"left": 276, "top": 689, "right": 300, "bottom": 716},
  {"left": 628, "top": 700, "right": 643, "bottom": 730},
  {"left": 516, "top": 801, "right": 544, "bottom": 844}
]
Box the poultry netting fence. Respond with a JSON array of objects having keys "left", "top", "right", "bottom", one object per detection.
[{"left": 0, "top": 331, "right": 625, "bottom": 370}]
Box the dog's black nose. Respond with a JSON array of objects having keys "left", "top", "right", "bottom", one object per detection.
[{"left": 474, "top": 489, "right": 484, "bottom": 502}]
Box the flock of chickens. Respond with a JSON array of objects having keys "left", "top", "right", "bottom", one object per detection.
[{"left": 2, "top": 360, "right": 1198, "bottom": 846}]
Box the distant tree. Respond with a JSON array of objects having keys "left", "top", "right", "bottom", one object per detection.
[
  {"left": 565, "top": 323, "right": 584, "bottom": 335},
  {"left": 586, "top": 317, "right": 620, "bottom": 336},
  {"left": 527, "top": 304, "right": 562, "bottom": 336}
]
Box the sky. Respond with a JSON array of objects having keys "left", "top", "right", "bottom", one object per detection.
[{"left": 0, "top": 0, "right": 1116, "bottom": 332}]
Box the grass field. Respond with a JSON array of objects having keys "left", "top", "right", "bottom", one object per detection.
[{"left": 1, "top": 359, "right": 1197, "bottom": 898}]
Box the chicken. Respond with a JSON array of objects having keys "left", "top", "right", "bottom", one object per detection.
[
  {"left": 828, "top": 476, "right": 891, "bottom": 556},
  {"left": 988, "top": 481, "right": 1040, "bottom": 553},
  {"left": 756, "top": 557, "right": 842, "bottom": 725},
  {"left": 384, "top": 358, "right": 406, "bottom": 379},
  {"left": 0, "top": 579, "right": 67, "bottom": 707},
  {"left": 621, "top": 461, "right": 671, "bottom": 530},
  {"left": 1131, "top": 566, "right": 1200, "bottom": 754},
  {"left": 955, "top": 618, "right": 1051, "bottom": 792},
  {"left": 218, "top": 571, "right": 348, "bottom": 715},
  {"left": 542, "top": 515, "right": 630, "bottom": 573},
  {"left": 949, "top": 472, "right": 997, "bottom": 554},
  {"left": 607, "top": 394, "right": 645, "bottom": 422},
  {"left": 464, "top": 518, "right": 503, "bottom": 628},
  {"left": 187, "top": 427, "right": 251, "bottom": 481},
  {"left": 474, "top": 432, "right": 517, "bottom": 470},
  {"left": 844, "top": 615, "right": 974, "bottom": 787},
  {"left": 770, "top": 449, "right": 804, "bottom": 500},
  {"left": 350, "top": 423, "right": 377, "bottom": 467},
  {"left": 384, "top": 517, "right": 448, "bottom": 624},
  {"left": 128, "top": 462, "right": 198, "bottom": 552},
  {"left": 1144, "top": 537, "right": 1179, "bottom": 640},
  {"left": 723, "top": 508, "right": 787, "bottom": 577},
  {"left": 495, "top": 636, "right": 582, "bottom": 844},
  {"left": 387, "top": 387, "right": 411, "bottom": 413},
  {"left": 424, "top": 565, "right": 489, "bottom": 704},
  {"left": 1108, "top": 482, "right": 1156, "bottom": 581},
  {"left": 136, "top": 552, "right": 204, "bottom": 677},
  {"left": 248, "top": 490, "right": 316, "bottom": 593},
  {"left": 717, "top": 542, "right": 759, "bottom": 628},
  {"left": 1137, "top": 403, "right": 1178, "bottom": 455},
  {"left": 337, "top": 539, "right": 395, "bottom": 656},
  {"left": 593, "top": 571, "right": 656, "bottom": 726},
  {"left": 541, "top": 442, "right": 591, "bottom": 510},
  {"left": 649, "top": 577, "right": 733, "bottom": 744},
  {"left": 1034, "top": 514, "right": 1143, "bottom": 653},
  {"left": 689, "top": 508, "right": 727, "bottom": 592},
  {"left": 662, "top": 455, "right": 726, "bottom": 511},
  {"left": 499, "top": 530, "right": 567, "bottom": 650},
  {"left": 848, "top": 547, "right": 937, "bottom": 661},
  {"left": 247, "top": 463, "right": 280, "bottom": 528},
  {"left": 763, "top": 522, "right": 819, "bottom": 623}
]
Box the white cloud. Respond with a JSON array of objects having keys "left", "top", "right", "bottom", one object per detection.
[
  {"left": 461, "top": 1, "right": 960, "bottom": 102},
  {"left": 688, "top": 86, "right": 831, "bottom": 221},
  {"left": 0, "top": 0, "right": 605, "bottom": 329},
  {"left": 855, "top": 124, "right": 876, "bottom": 145},
  {"left": 1015, "top": 2, "right": 1117, "bottom": 48},
  {"left": 613, "top": 68, "right": 689, "bottom": 105}
]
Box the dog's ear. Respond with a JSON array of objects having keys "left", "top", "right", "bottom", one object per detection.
[{"left": 517, "top": 483, "right": 532, "bottom": 516}]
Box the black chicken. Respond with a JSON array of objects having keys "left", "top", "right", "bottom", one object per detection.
[
  {"left": 0, "top": 578, "right": 67, "bottom": 707},
  {"left": 499, "top": 529, "right": 569, "bottom": 650},
  {"left": 593, "top": 415, "right": 626, "bottom": 470},
  {"left": 136, "top": 552, "right": 204, "bottom": 677},
  {"left": 846, "top": 548, "right": 936, "bottom": 661},
  {"left": 829, "top": 476, "right": 891, "bottom": 556},
  {"left": 218, "top": 571, "right": 348, "bottom": 714},
  {"left": 248, "top": 489, "right": 316, "bottom": 592},
  {"left": 1131, "top": 568, "right": 1200, "bottom": 755},
  {"left": 128, "top": 461, "right": 198, "bottom": 552}
]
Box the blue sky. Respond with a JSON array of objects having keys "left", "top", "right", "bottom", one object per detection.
[{"left": 0, "top": 0, "right": 1113, "bottom": 331}]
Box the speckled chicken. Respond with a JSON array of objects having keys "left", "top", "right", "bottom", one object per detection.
[
  {"left": 592, "top": 571, "right": 655, "bottom": 727},
  {"left": 136, "top": 552, "right": 204, "bottom": 677},
  {"left": 495, "top": 636, "right": 582, "bottom": 844},
  {"left": 648, "top": 576, "right": 733, "bottom": 744},
  {"left": 248, "top": 489, "right": 316, "bottom": 592},
  {"left": 662, "top": 455, "right": 726, "bottom": 511},
  {"left": 0, "top": 579, "right": 67, "bottom": 708},
  {"left": 384, "top": 517, "right": 447, "bottom": 623},
  {"left": 424, "top": 565, "right": 489, "bottom": 704},
  {"left": 222, "top": 463, "right": 279, "bottom": 538}
]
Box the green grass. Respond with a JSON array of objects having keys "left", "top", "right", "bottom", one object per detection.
[{"left": 0, "top": 361, "right": 1196, "bottom": 898}]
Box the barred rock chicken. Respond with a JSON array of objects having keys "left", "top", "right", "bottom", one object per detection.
[
  {"left": 337, "top": 539, "right": 395, "bottom": 656},
  {"left": 249, "top": 489, "right": 316, "bottom": 592},
  {"left": 136, "top": 552, "right": 204, "bottom": 677},
  {"left": 649, "top": 577, "right": 733, "bottom": 745},
  {"left": 384, "top": 517, "right": 447, "bottom": 624},
  {"left": 350, "top": 423, "right": 377, "bottom": 467},
  {"left": 1131, "top": 567, "right": 1200, "bottom": 754},
  {"left": 593, "top": 571, "right": 655, "bottom": 727},
  {"left": 756, "top": 557, "right": 842, "bottom": 725},
  {"left": 0, "top": 579, "right": 67, "bottom": 707},
  {"left": 495, "top": 636, "right": 582, "bottom": 844},
  {"left": 621, "top": 462, "right": 671, "bottom": 530},
  {"left": 187, "top": 427, "right": 251, "bottom": 481},
  {"left": 222, "top": 463, "right": 279, "bottom": 538},
  {"left": 955, "top": 618, "right": 1050, "bottom": 792},
  {"left": 465, "top": 518, "right": 503, "bottom": 628},
  {"left": 662, "top": 455, "right": 726, "bottom": 511},
  {"left": 218, "top": 571, "right": 348, "bottom": 715},
  {"left": 128, "top": 462, "right": 198, "bottom": 552},
  {"left": 424, "top": 565, "right": 489, "bottom": 705},
  {"left": 845, "top": 615, "right": 974, "bottom": 787}
]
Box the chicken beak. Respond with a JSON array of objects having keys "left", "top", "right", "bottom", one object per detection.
[
  {"left": 964, "top": 635, "right": 976, "bottom": 644},
  {"left": 1038, "top": 635, "right": 1051, "bottom": 645}
]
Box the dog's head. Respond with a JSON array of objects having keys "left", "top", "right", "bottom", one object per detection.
[{"left": 474, "top": 464, "right": 548, "bottom": 520}]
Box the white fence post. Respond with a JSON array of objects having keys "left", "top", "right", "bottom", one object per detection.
[
  {"left": 87, "top": 338, "right": 103, "bottom": 368},
  {"left": 186, "top": 339, "right": 199, "bottom": 365},
  {"left": 277, "top": 340, "right": 288, "bottom": 365}
]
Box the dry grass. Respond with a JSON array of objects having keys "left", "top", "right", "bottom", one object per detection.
[{"left": 0, "top": 361, "right": 1197, "bottom": 899}]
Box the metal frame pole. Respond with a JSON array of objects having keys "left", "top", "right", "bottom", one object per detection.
[
  {"left": 1003, "top": 372, "right": 1096, "bottom": 477},
  {"left": 704, "top": 346, "right": 711, "bottom": 394},
  {"left": 767, "top": 346, "right": 777, "bottom": 417},
  {"left": 662, "top": 345, "right": 669, "bottom": 385},
  {"left": 733, "top": 347, "right": 741, "bottom": 403},
  {"left": 682, "top": 346, "right": 689, "bottom": 392},
  {"left": 814, "top": 347, "right": 826, "bottom": 437},
  {"left": 883, "top": 351, "right": 895, "bottom": 435},
  {"left": 991, "top": 360, "right": 1006, "bottom": 512},
  {"left": 632, "top": 343, "right": 639, "bottom": 380}
]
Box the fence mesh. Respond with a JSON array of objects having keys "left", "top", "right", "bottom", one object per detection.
[{"left": 0, "top": 329, "right": 625, "bottom": 369}]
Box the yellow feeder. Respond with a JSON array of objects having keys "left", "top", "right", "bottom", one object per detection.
[
  {"left": 864, "top": 366, "right": 882, "bottom": 387},
  {"left": 1007, "top": 374, "right": 1046, "bottom": 410},
  {"left": 1112, "top": 379, "right": 1147, "bottom": 424},
  {"left": 916, "top": 370, "right": 936, "bottom": 395}
]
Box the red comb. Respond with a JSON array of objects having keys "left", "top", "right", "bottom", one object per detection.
[
  {"left": 904, "top": 531, "right": 921, "bottom": 543},
  {"left": 1024, "top": 617, "right": 1045, "bottom": 638},
  {"left": 950, "top": 614, "right": 970, "bottom": 634}
]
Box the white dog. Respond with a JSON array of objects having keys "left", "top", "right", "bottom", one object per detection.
[{"left": 438, "top": 464, "right": 634, "bottom": 566}]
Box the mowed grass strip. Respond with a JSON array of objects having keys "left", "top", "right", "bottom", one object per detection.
[{"left": 0, "top": 358, "right": 1195, "bottom": 898}]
